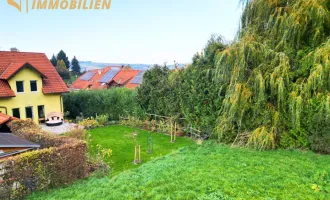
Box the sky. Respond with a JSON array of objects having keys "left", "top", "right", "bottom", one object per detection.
[{"left": 0, "top": 0, "right": 242, "bottom": 64}]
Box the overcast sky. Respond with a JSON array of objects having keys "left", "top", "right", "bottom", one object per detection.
[{"left": 0, "top": 0, "right": 242, "bottom": 64}]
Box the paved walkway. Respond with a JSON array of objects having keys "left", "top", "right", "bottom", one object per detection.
[{"left": 41, "top": 123, "right": 81, "bottom": 135}]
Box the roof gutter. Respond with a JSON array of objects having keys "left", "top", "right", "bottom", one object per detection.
[{"left": 0, "top": 148, "right": 35, "bottom": 159}]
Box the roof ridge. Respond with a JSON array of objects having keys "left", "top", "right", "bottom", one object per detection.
[{"left": 0, "top": 51, "right": 46, "bottom": 54}]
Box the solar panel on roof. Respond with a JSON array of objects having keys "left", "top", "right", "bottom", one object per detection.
[
  {"left": 99, "top": 68, "right": 120, "bottom": 83},
  {"left": 131, "top": 71, "right": 144, "bottom": 84},
  {"left": 80, "top": 72, "right": 96, "bottom": 81}
]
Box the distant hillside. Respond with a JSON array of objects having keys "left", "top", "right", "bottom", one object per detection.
[{"left": 80, "top": 61, "right": 186, "bottom": 71}]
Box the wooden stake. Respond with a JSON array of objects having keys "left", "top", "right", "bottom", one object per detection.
[
  {"left": 190, "top": 125, "right": 193, "bottom": 139},
  {"left": 174, "top": 121, "right": 177, "bottom": 142},
  {"left": 170, "top": 120, "right": 173, "bottom": 142},
  {"left": 139, "top": 145, "right": 141, "bottom": 161}
]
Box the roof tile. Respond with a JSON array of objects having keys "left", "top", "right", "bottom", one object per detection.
[
  {"left": 0, "top": 51, "right": 69, "bottom": 97},
  {"left": 71, "top": 67, "right": 142, "bottom": 90}
]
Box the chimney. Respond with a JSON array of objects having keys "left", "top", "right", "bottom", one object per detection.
[{"left": 10, "top": 47, "right": 19, "bottom": 52}]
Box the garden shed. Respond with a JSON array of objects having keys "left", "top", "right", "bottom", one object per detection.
[{"left": 0, "top": 133, "right": 40, "bottom": 160}]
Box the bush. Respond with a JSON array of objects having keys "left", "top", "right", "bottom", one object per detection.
[
  {"left": 306, "top": 98, "right": 330, "bottom": 154},
  {"left": 63, "top": 88, "right": 145, "bottom": 120},
  {"left": 78, "top": 118, "right": 101, "bottom": 129},
  {"left": 7, "top": 119, "right": 77, "bottom": 148},
  {"left": 1, "top": 120, "right": 88, "bottom": 199},
  {"left": 66, "top": 128, "right": 89, "bottom": 140},
  {"left": 95, "top": 114, "right": 109, "bottom": 126}
]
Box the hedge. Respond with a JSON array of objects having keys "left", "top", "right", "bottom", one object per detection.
[
  {"left": 63, "top": 88, "right": 145, "bottom": 120},
  {"left": 0, "top": 120, "right": 88, "bottom": 199}
]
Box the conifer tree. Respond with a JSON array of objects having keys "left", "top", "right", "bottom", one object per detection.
[
  {"left": 50, "top": 54, "right": 57, "bottom": 67},
  {"left": 56, "top": 60, "right": 70, "bottom": 80},
  {"left": 71, "top": 56, "right": 81, "bottom": 75},
  {"left": 56, "top": 50, "right": 70, "bottom": 69}
]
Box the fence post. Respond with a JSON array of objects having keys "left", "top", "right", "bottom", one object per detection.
[{"left": 174, "top": 121, "right": 177, "bottom": 142}]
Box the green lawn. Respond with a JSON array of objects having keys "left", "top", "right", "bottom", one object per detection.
[
  {"left": 88, "top": 125, "right": 195, "bottom": 175},
  {"left": 28, "top": 141, "right": 330, "bottom": 200}
]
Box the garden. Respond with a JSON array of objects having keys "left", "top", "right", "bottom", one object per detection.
[
  {"left": 28, "top": 142, "right": 330, "bottom": 199},
  {"left": 87, "top": 125, "right": 194, "bottom": 175},
  {"left": 3, "top": 0, "right": 330, "bottom": 199}
]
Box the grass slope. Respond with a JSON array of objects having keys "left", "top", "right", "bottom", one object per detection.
[
  {"left": 28, "top": 142, "right": 330, "bottom": 200},
  {"left": 88, "top": 125, "right": 194, "bottom": 175}
]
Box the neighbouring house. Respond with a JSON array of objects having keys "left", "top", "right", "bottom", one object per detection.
[
  {"left": 0, "top": 51, "right": 69, "bottom": 125},
  {"left": 71, "top": 66, "right": 144, "bottom": 90}
]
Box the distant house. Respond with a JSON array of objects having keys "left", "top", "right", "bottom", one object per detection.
[
  {"left": 0, "top": 51, "right": 69, "bottom": 125},
  {"left": 71, "top": 66, "right": 144, "bottom": 90}
]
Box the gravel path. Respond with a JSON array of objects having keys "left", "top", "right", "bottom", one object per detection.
[{"left": 41, "top": 123, "right": 81, "bottom": 135}]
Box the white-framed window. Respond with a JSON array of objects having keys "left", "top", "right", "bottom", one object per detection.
[
  {"left": 12, "top": 108, "right": 20, "bottom": 119},
  {"left": 25, "top": 106, "right": 33, "bottom": 120},
  {"left": 16, "top": 81, "right": 24, "bottom": 93},
  {"left": 30, "top": 80, "right": 37, "bottom": 92}
]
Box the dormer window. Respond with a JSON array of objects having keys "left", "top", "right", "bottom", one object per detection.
[
  {"left": 16, "top": 81, "right": 24, "bottom": 93},
  {"left": 30, "top": 80, "right": 37, "bottom": 92}
]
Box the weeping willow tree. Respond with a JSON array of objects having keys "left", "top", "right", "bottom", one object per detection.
[{"left": 214, "top": 0, "right": 330, "bottom": 151}]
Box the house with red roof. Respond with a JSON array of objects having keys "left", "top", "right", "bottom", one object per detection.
[
  {"left": 71, "top": 66, "right": 144, "bottom": 90},
  {"left": 0, "top": 51, "right": 69, "bottom": 124}
]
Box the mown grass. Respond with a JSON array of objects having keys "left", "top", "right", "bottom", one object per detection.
[
  {"left": 28, "top": 141, "right": 330, "bottom": 200},
  {"left": 88, "top": 125, "right": 195, "bottom": 175}
]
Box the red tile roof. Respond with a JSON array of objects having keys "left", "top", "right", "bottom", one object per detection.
[
  {"left": 111, "top": 69, "right": 140, "bottom": 85},
  {"left": 0, "top": 51, "right": 69, "bottom": 97},
  {"left": 0, "top": 113, "right": 17, "bottom": 124},
  {"left": 0, "top": 62, "right": 47, "bottom": 80},
  {"left": 71, "top": 67, "right": 142, "bottom": 90},
  {"left": 0, "top": 80, "right": 15, "bottom": 97}
]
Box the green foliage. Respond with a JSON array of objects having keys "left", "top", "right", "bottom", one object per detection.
[
  {"left": 209, "top": 0, "right": 330, "bottom": 150},
  {"left": 63, "top": 88, "right": 145, "bottom": 120},
  {"left": 137, "top": 65, "right": 172, "bottom": 116},
  {"left": 120, "top": 116, "right": 146, "bottom": 129},
  {"left": 27, "top": 142, "right": 330, "bottom": 199},
  {"left": 137, "top": 35, "right": 227, "bottom": 134},
  {"left": 86, "top": 125, "right": 194, "bottom": 175},
  {"left": 50, "top": 54, "right": 57, "bottom": 67},
  {"left": 78, "top": 118, "right": 102, "bottom": 129},
  {"left": 308, "top": 96, "right": 330, "bottom": 153},
  {"left": 95, "top": 114, "right": 109, "bottom": 126},
  {"left": 136, "top": 0, "right": 330, "bottom": 151},
  {"left": 65, "top": 128, "right": 89, "bottom": 140},
  {"left": 56, "top": 50, "right": 70, "bottom": 69},
  {"left": 3, "top": 120, "right": 88, "bottom": 199},
  {"left": 56, "top": 60, "right": 70, "bottom": 80},
  {"left": 71, "top": 56, "right": 81, "bottom": 75}
]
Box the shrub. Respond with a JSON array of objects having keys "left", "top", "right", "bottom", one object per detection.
[
  {"left": 120, "top": 116, "right": 145, "bottom": 129},
  {"left": 63, "top": 88, "right": 145, "bottom": 120},
  {"left": 8, "top": 119, "right": 77, "bottom": 148},
  {"left": 2, "top": 120, "right": 88, "bottom": 199},
  {"left": 78, "top": 118, "right": 101, "bottom": 129},
  {"left": 247, "top": 126, "right": 276, "bottom": 150},
  {"left": 95, "top": 114, "right": 109, "bottom": 126},
  {"left": 307, "top": 98, "right": 330, "bottom": 154},
  {"left": 66, "top": 128, "right": 89, "bottom": 140}
]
